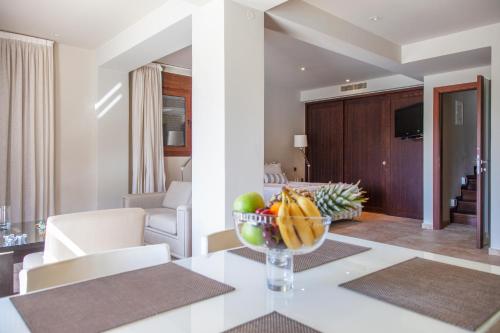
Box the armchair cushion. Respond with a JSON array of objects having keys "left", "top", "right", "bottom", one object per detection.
[
  {"left": 122, "top": 192, "right": 166, "bottom": 209},
  {"left": 162, "top": 181, "right": 192, "bottom": 209},
  {"left": 145, "top": 208, "right": 177, "bottom": 235}
]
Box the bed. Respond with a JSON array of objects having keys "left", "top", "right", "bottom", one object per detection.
[{"left": 262, "top": 163, "right": 362, "bottom": 221}]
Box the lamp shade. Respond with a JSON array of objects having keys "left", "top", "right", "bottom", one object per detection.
[
  {"left": 294, "top": 134, "right": 308, "bottom": 148},
  {"left": 167, "top": 131, "right": 185, "bottom": 146}
]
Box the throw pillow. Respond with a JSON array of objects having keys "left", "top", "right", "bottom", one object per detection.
[{"left": 264, "top": 173, "right": 288, "bottom": 184}]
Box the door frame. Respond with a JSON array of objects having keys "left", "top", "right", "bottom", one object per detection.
[{"left": 432, "top": 80, "right": 480, "bottom": 232}]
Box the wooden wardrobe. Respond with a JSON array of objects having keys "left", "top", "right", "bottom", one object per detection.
[{"left": 306, "top": 88, "right": 423, "bottom": 219}]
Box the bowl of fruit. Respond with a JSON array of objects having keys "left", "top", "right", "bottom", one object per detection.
[{"left": 233, "top": 188, "right": 332, "bottom": 292}]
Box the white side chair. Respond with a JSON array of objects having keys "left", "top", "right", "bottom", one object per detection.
[
  {"left": 23, "top": 208, "right": 146, "bottom": 270},
  {"left": 19, "top": 244, "right": 170, "bottom": 294},
  {"left": 204, "top": 229, "right": 242, "bottom": 254},
  {"left": 122, "top": 181, "right": 192, "bottom": 258}
]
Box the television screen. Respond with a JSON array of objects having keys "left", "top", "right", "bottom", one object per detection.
[{"left": 395, "top": 102, "right": 423, "bottom": 138}]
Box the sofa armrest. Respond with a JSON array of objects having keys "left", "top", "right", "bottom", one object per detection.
[
  {"left": 177, "top": 205, "right": 192, "bottom": 257},
  {"left": 122, "top": 192, "right": 166, "bottom": 209}
]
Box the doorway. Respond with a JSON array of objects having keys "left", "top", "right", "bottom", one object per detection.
[{"left": 433, "top": 76, "right": 491, "bottom": 248}]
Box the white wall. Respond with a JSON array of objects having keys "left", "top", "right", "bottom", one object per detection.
[
  {"left": 265, "top": 83, "right": 305, "bottom": 179},
  {"left": 422, "top": 65, "right": 491, "bottom": 228},
  {"left": 54, "top": 44, "right": 97, "bottom": 214},
  {"left": 165, "top": 156, "right": 192, "bottom": 188},
  {"left": 441, "top": 90, "right": 476, "bottom": 222},
  {"left": 96, "top": 68, "right": 129, "bottom": 209}
]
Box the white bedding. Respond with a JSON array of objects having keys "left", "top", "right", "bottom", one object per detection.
[{"left": 262, "top": 181, "right": 326, "bottom": 203}]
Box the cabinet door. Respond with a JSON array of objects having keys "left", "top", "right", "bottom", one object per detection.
[
  {"left": 306, "top": 101, "right": 344, "bottom": 183},
  {"left": 344, "top": 95, "right": 390, "bottom": 212},
  {"left": 388, "top": 89, "right": 423, "bottom": 219}
]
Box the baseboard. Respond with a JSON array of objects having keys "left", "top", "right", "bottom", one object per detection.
[
  {"left": 489, "top": 248, "right": 500, "bottom": 256},
  {"left": 421, "top": 223, "right": 433, "bottom": 230}
]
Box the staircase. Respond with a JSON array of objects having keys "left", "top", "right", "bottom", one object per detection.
[{"left": 450, "top": 175, "right": 477, "bottom": 226}]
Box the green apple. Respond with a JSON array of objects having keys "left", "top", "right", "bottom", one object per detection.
[
  {"left": 233, "top": 192, "right": 265, "bottom": 213},
  {"left": 241, "top": 222, "right": 264, "bottom": 246}
]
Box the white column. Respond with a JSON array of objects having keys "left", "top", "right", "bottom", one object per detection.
[
  {"left": 489, "top": 44, "right": 500, "bottom": 251},
  {"left": 191, "top": 0, "right": 264, "bottom": 256}
]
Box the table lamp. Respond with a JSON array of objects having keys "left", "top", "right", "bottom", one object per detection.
[{"left": 294, "top": 134, "right": 311, "bottom": 182}]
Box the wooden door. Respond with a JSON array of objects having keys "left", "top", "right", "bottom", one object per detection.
[
  {"left": 306, "top": 101, "right": 344, "bottom": 183},
  {"left": 344, "top": 95, "right": 390, "bottom": 212},
  {"left": 476, "top": 75, "right": 490, "bottom": 248},
  {"left": 387, "top": 89, "right": 423, "bottom": 219}
]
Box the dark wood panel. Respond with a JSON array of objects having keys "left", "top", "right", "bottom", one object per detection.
[
  {"left": 387, "top": 89, "right": 423, "bottom": 219},
  {"left": 306, "top": 101, "right": 344, "bottom": 183},
  {"left": 344, "top": 95, "right": 390, "bottom": 212},
  {"left": 0, "top": 252, "right": 13, "bottom": 297}
]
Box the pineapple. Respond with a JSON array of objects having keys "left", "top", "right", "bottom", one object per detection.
[{"left": 314, "top": 182, "right": 368, "bottom": 217}]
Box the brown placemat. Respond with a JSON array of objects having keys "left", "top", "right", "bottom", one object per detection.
[
  {"left": 223, "top": 311, "right": 321, "bottom": 333},
  {"left": 340, "top": 257, "right": 500, "bottom": 331},
  {"left": 229, "top": 239, "right": 370, "bottom": 272},
  {"left": 11, "top": 263, "right": 235, "bottom": 333}
]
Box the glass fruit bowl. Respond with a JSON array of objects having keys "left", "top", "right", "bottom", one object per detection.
[{"left": 233, "top": 212, "right": 332, "bottom": 292}]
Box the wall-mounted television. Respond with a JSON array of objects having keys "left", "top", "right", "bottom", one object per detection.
[{"left": 395, "top": 102, "right": 423, "bottom": 139}]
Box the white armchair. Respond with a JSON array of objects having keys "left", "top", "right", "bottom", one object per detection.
[
  {"left": 122, "top": 181, "right": 192, "bottom": 258},
  {"left": 23, "top": 208, "right": 146, "bottom": 270}
]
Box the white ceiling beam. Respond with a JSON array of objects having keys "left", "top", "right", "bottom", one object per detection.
[
  {"left": 402, "top": 22, "right": 500, "bottom": 63},
  {"left": 265, "top": 0, "right": 411, "bottom": 76},
  {"left": 96, "top": 0, "right": 197, "bottom": 71}
]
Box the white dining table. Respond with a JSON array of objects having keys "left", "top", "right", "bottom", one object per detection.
[{"left": 1, "top": 233, "right": 500, "bottom": 333}]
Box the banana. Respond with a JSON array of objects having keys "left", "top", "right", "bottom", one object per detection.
[
  {"left": 288, "top": 198, "right": 315, "bottom": 246},
  {"left": 276, "top": 194, "right": 302, "bottom": 249},
  {"left": 286, "top": 189, "right": 325, "bottom": 240}
]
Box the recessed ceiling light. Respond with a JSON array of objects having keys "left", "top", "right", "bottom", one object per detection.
[
  {"left": 369, "top": 16, "right": 382, "bottom": 22},
  {"left": 300, "top": 66, "right": 306, "bottom": 71},
  {"left": 345, "top": 79, "right": 351, "bottom": 83}
]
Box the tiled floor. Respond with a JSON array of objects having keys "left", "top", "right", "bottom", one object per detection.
[{"left": 330, "top": 212, "right": 500, "bottom": 266}]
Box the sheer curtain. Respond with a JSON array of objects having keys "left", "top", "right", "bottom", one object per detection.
[
  {"left": 131, "top": 64, "right": 166, "bottom": 193},
  {"left": 0, "top": 31, "right": 55, "bottom": 223}
]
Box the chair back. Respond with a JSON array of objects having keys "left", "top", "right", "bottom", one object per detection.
[
  {"left": 205, "top": 229, "right": 242, "bottom": 254},
  {"left": 43, "top": 208, "right": 146, "bottom": 263},
  {"left": 162, "top": 181, "right": 192, "bottom": 209},
  {"left": 20, "top": 244, "right": 170, "bottom": 294}
]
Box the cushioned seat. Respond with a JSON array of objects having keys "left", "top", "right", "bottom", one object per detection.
[
  {"left": 122, "top": 181, "right": 192, "bottom": 258},
  {"left": 145, "top": 208, "right": 177, "bottom": 235}
]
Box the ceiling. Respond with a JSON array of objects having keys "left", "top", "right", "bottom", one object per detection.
[
  {"left": 0, "top": 0, "right": 169, "bottom": 48},
  {"left": 304, "top": 0, "right": 500, "bottom": 44},
  {"left": 156, "top": 30, "right": 393, "bottom": 91},
  {"left": 264, "top": 30, "right": 392, "bottom": 90}
]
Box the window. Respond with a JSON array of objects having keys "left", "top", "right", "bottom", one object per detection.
[{"left": 162, "top": 72, "right": 191, "bottom": 156}]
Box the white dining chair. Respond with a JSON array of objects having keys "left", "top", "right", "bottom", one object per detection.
[
  {"left": 23, "top": 208, "right": 147, "bottom": 269},
  {"left": 19, "top": 243, "right": 170, "bottom": 294},
  {"left": 204, "top": 229, "right": 242, "bottom": 254}
]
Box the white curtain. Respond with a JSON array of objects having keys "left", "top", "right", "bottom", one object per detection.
[
  {"left": 0, "top": 31, "right": 55, "bottom": 223},
  {"left": 131, "top": 64, "right": 166, "bottom": 193}
]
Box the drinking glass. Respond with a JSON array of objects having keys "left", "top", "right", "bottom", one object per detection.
[
  {"left": 233, "top": 212, "right": 331, "bottom": 292},
  {"left": 0, "top": 205, "right": 10, "bottom": 230}
]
